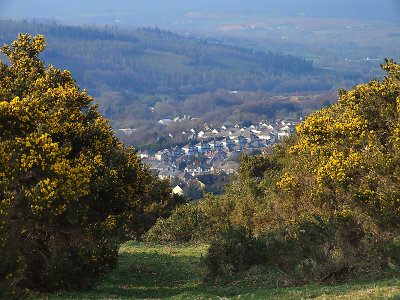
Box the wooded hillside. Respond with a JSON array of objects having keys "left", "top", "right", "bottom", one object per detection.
[{"left": 0, "top": 20, "right": 347, "bottom": 134}]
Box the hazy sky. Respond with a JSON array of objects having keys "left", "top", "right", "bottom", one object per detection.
[{"left": 1, "top": 0, "right": 399, "bottom": 27}]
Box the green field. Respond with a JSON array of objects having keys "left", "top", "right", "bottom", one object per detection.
[{"left": 37, "top": 241, "right": 400, "bottom": 300}]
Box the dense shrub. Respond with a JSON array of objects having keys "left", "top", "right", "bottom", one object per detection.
[
  {"left": 144, "top": 204, "right": 206, "bottom": 243},
  {"left": 144, "top": 201, "right": 212, "bottom": 243},
  {"left": 144, "top": 194, "right": 231, "bottom": 243},
  {"left": 0, "top": 34, "right": 179, "bottom": 297},
  {"left": 201, "top": 225, "right": 269, "bottom": 277},
  {"left": 202, "top": 215, "right": 400, "bottom": 284}
]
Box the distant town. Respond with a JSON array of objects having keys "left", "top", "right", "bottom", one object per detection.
[{"left": 118, "top": 118, "right": 299, "bottom": 198}]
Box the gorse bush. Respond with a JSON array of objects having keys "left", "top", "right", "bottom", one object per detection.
[
  {"left": 0, "top": 33, "right": 144, "bottom": 296},
  {"left": 279, "top": 59, "right": 400, "bottom": 228},
  {"left": 0, "top": 34, "right": 180, "bottom": 298}
]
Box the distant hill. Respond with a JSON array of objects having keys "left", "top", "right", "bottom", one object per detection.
[{"left": 0, "top": 20, "right": 314, "bottom": 96}]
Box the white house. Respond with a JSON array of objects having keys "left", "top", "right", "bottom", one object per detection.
[
  {"left": 172, "top": 185, "right": 184, "bottom": 196},
  {"left": 158, "top": 119, "right": 172, "bottom": 125}
]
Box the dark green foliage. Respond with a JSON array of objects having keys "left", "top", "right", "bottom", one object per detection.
[
  {"left": 144, "top": 195, "right": 231, "bottom": 244},
  {"left": 238, "top": 153, "right": 280, "bottom": 180},
  {"left": 201, "top": 225, "right": 269, "bottom": 277},
  {"left": 202, "top": 216, "right": 400, "bottom": 284},
  {"left": 385, "top": 238, "right": 400, "bottom": 268},
  {"left": 195, "top": 173, "right": 232, "bottom": 196},
  {"left": 144, "top": 204, "right": 208, "bottom": 243},
  {"left": 125, "top": 174, "right": 188, "bottom": 239},
  {"left": 185, "top": 181, "right": 204, "bottom": 201}
]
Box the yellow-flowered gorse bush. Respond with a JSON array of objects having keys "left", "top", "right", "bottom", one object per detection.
[
  {"left": 281, "top": 59, "right": 400, "bottom": 227},
  {"left": 0, "top": 34, "right": 171, "bottom": 297},
  {"left": 190, "top": 60, "right": 400, "bottom": 283}
]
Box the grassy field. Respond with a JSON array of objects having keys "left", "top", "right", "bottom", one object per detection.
[{"left": 37, "top": 241, "right": 400, "bottom": 300}]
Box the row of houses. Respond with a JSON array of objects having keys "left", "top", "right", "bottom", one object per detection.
[
  {"left": 191, "top": 120, "right": 297, "bottom": 141},
  {"left": 139, "top": 120, "right": 298, "bottom": 181},
  {"left": 145, "top": 156, "right": 238, "bottom": 180},
  {"left": 142, "top": 121, "right": 297, "bottom": 160}
]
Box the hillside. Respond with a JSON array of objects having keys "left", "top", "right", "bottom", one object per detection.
[
  {"left": 0, "top": 21, "right": 345, "bottom": 132},
  {"left": 0, "top": 20, "right": 315, "bottom": 96}
]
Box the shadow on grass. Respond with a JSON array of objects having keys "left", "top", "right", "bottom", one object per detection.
[
  {"left": 98, "top": 250, "right": 204, "bottom": 298},
  {"left": 42, "top": 245, "right": 240, "bottom": 299}
]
